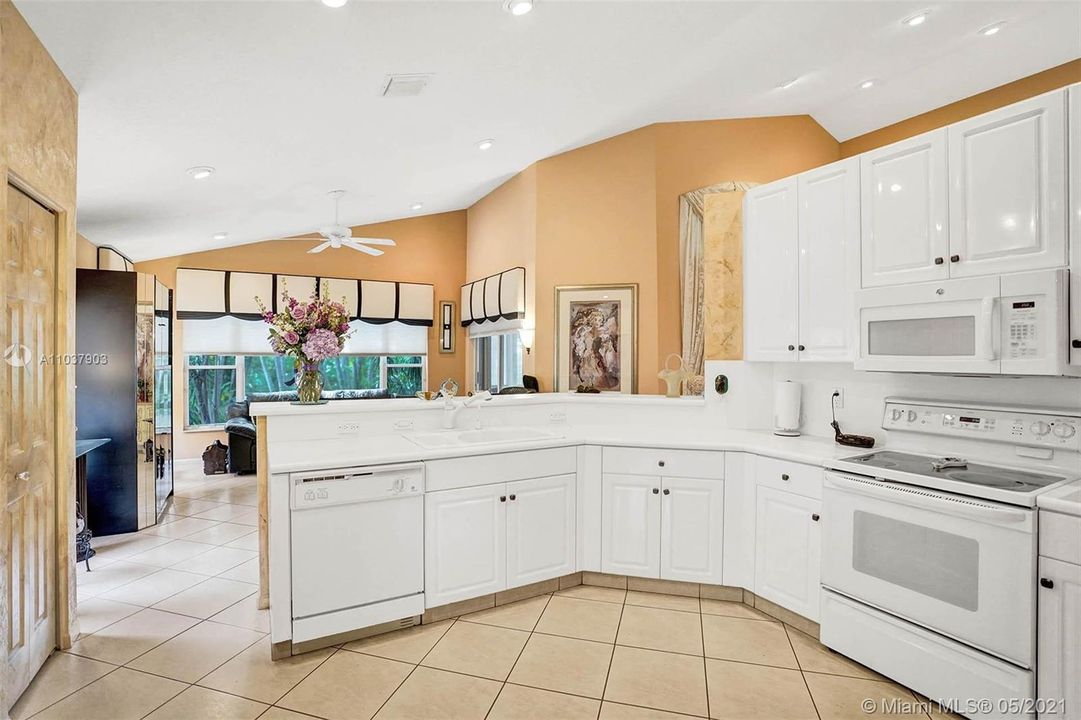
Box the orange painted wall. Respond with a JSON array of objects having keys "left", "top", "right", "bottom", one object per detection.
[
  {"left": 136, "top": 210, "right": 467, "bottom": 458},
  {"left": 841, "top": 59, "right": 1081, "bottom": 157}
]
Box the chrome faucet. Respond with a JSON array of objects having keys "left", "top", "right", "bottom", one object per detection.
[{"left": 443, "top": 390, "right": 493, "bottom": 429}]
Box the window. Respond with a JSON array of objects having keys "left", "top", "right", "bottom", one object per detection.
[
  {"left": 474, "top": 333, "right": 523, "bottom": 393},
  {"left": 185, "top": 353, "right": 427, "bottom": 429}
]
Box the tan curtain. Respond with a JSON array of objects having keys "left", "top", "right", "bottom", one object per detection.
[{"left": 679, "top": 181, "right": 756, "bottom": 376}]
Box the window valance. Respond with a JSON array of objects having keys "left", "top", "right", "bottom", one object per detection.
[
  {"left": 175, "top": 268, "right": 434, "bottom": 327},
  {"left": 460, "top": 266, "right": 525, "bottom": 328}
]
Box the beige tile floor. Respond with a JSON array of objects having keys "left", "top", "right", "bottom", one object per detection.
[{"left": 13, "top": 460, "right": 954, "bottom": 720}]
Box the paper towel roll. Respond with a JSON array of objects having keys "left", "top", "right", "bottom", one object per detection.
[{"left": 773, "top": 381, "right": 802, "bottom": 437}]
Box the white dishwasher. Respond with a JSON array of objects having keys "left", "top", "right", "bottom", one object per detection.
[{"left": 290, "top": 463, "right": 424, "bottom": 643}]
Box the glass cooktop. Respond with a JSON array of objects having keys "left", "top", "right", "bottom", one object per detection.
[{"left": 842, "top": 450, "right": 1065, "bottom": 494}]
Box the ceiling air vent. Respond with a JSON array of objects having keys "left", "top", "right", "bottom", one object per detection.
[{"left": 381, "top": 73, "right": 433, "bottom": 98}]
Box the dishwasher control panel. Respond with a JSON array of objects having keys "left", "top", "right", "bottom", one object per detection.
[{"left": 291, "top": 463, "right": 425, "bottom": 510}]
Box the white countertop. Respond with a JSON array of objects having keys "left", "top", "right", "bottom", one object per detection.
[
  {"left": 1038, "top": 480, "right": 1081, "bottom": 517},
  {"left": 265, "top": 424, "right": 860, "bottom": 475}
]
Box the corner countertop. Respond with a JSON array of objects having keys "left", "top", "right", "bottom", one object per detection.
[
  {"left": 1038, "top": 480, "right": 1081, "bottom": 518},
  {"left": 265, "top": 425, "right": 861, "bottom": 475}
]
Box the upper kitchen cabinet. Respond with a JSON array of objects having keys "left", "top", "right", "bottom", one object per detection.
[
  {"left": 860, "top": 129, "right": 949, "bottom": 287},
  {"left": 744, "top": 160, "right": 859, "bottom": 363},
  {"left": 744, "top": 177, "right": 799, "bottom": 361},
  {"left": 797, "top": 158, "right": 861, "bottom": 362},
  {"left": 1069, "top": 84, "right": 1081, "bottom": 367},
  {"left": 948, "top": 90, "right": 1067, "bottom": 278}
]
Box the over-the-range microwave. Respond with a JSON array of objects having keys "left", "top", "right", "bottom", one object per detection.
[{"left": 855, "top": 268, "right": 1076, "bottom": 376}]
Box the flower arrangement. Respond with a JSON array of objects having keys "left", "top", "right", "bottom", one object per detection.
[{"left": 255, "top": 282, "right": 353, "bottom": 403}]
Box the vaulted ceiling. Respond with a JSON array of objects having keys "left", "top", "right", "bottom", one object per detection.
[{"left": 16, "top": 0, "right": 1080, "bottom": 260}]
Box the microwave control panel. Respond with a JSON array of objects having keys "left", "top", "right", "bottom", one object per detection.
[
  {"left": 882, "top": 399, "right": 1081, "bottom": 452},
  {"left": 1005, "top": 300, "right": 1039, "bottom": 360}
]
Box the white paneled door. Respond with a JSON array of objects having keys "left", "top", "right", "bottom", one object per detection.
[
  {"left": 1037, "top": 556, "right": 1081, "bottom": 719},
  {"left": 948, "top": 91, "right": 1067, "bottom": 278},
  {"left": 424, "top": 484, "right": 507, "bottom": 607},
  {"left": 2, "top": 185, "right": 57, "bottom": 712},
  {"left": 506, "top": 474, "right": 576, "bottom": 588},
  {"left": 743, "top": 178, "right": 799, "bottom": 361},
  {"left": 860, "top": 129, "right": 950, "bottom": 287},
  {"left": 754, "top": 486, "right": 822, "bottom": 622},
  {"left": 660, "top": 476, "right": 724, "bottom": 584},
  {"left": 797, "top": 158, "right": 861, "bottom": 361},
  {"left": 601, "top": 473, "right": 660, "bottom": 578}
]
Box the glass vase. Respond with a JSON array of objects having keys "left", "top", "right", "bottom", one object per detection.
[{"left": 295, "top": 362, "right": 325, "bottom": 404}]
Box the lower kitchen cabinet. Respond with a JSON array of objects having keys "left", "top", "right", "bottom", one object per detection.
[
  {"left": 425, "top": 484, "right": 507, "bottom": 607},
  {"left": 425, "top": 474, "right": 576, "bottom": 608},
  {"left": 507, "top": 474, "right": 576, "bottom": 588},
  {"left": 1037, "top": 556, "right": 1081, "bottom": 719},
  {"left": 754, "top": 485, "right": 822, "bottom": 621},
  {"left": 601, "top": 472, "right": 724, "bottom": 584}
]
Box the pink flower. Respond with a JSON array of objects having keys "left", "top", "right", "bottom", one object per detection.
[
  {"left": 290, "top": 304, "right": 306, "bottom": 320},
  {"left": 302, "top": 328, "right": 341, "bottom": 362},
  {"left": 338, "top": 323, "right": 350, "bottom": 333},
  {"left": 283, "top": 330, "right": 300, "bottom": 345}
]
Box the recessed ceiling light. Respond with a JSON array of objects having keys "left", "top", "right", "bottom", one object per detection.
[
  {"left": 477, "top": 138, "right": 495, "bottom": 151},
  {"left": 410, "top": 202, "right": 424, "bottom": 211},
  {"left": 503, "top": 0, "right": 534, "bottom": 16},
  {"left": 978, "top": 21, "right": 1006, "bottom": 36},
  {"left": 212, "top": 232, "right": 229, "bottom": 241},
  {"left": 186, "top": 166, "right": 215, "bottom": 180},
  {"left": 776, "top": 78, "right": 799, "bottom": 90},
  {"left": 903, "top": 10, "right": 929, "bottom": 27},
  {"left": 860, "top": 79, "right": 876, "bottom": 90},
  {"left": 321, "top": 0, "right": 348, "bottom": 8}
]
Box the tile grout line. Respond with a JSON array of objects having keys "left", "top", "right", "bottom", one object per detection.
[
  {"left": 699, "top": 588, "right": 711, "bottom": 720},
  {"left": 481, "top": 592, "right": 554, "bottom": 720},
  {"left": 360, "top": 617, "right": 459, "bottom": 719},
  {"left": 594, "top": 589, "right": 627, "bottom": 720},
  {"left": 783, "top": 622, "right": 822, "bottom": 720}
]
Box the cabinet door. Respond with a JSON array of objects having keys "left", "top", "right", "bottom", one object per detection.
[
  {"left": 860, "top": 129, "right": 949, "bottom": 287},
  {"left": 1037, "top": 556, "right": 1081, "bottom": 719},
  {"left": 601, "top": 473, "right": 660, "bottom": 578},
  {"left": 1069, "top": 85, "right": 1081, "bottom": 367},
  {"left": 754, "top": 486, "right": 821, "bottom": 621},
  {"left": 949, "top": 91, "right": 1067, "bottom": 278},
  {"left": 744, "top": 178, "right": 799, "bottom": 361},
  {"left": 797, "top": 158, "right": 861, "bottom": 362},
  {"left": 660, "top": 476, "right": 724, "bottom": 584},
  {"left": 507, "top": 474, "right": 576, "bottom": 589},
  {"left": 424, "top": 484, "right": 506, "bottom": 607}
]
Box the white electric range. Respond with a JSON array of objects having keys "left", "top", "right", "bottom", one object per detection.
[{"left": 820, "top": 398, "right": 1080, "bottom": 720}]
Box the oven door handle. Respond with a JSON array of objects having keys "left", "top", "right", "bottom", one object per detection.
[{"left": 825, "top": 473, "right": 1030, "bottom": 526}]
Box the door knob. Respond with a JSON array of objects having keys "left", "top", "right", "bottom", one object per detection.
[
  {"left": 787, "top": 345, "right": 795, "bottom": 351},
  {"left": 16, "top": 471, "right": 30, "bottom": 482},
  {"left": 1073, "top": 340, "right": 1081, "bottom": 349},
  {"left": 934, "top": 257, "right": 944, "bottom": 265},
  {"left": 658, "top": 461, "right": 665, "bottom": 467},
  {"left": 798, "top": 344, "right": 805, "bottom": 351},
  {"left": 781, "top": 474, "right": 790, "bottom": 481},
  {"left": 499, "top": 495, "right": 507, "bottom": 503},
  {"left": 811, "top": 513, "right": 820, "bottom": 522},
  {"left": 950, "top": 254, "right": 960, "bottom": 263},
  {"left": 662, "top": 489, "right": 670, "bottom": 495},
  {"left": 1040, "top": 578, "right": 1054, "bottom": 589},
  {"left": 652, "top": 488, "right": 660, "bottom": 494},
  {"left": 509, "top": 494, "right": 516, "bottom": 501}
]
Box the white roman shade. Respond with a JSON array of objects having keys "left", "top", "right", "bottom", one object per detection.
[
  {"left": 182, "top": 316, "right": 427, "bottom": 356},
  {"left": 176, "top": 268, "right": 434, "bottom": 326},
  {"left": 460, "top": 267, "right": 525, "bottom": 337}
]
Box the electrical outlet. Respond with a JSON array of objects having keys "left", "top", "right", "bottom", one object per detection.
[
  {"left": 393, "top": 418, "right": 414, "bottom": 431},
  {"left": 831, "top": 388, "right": 845, "bottom": 409},
  {"left": 549, "top": 411, "right": 567, "bottom": 424},
  {"left": 337, "top": 422, "right": 361, "bottom": 434}
]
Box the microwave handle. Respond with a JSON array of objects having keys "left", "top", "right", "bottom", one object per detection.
[{"left": 980, "top": 297, "right": 997, "bottom": 361}]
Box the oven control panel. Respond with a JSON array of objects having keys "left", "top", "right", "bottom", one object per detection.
[{"left": 882, "top": 399, "right": 1081, "bottom": 452}]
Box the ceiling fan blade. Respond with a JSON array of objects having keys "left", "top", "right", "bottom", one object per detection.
[
  {"left": 308, "top": 240, "right": 332, "bottom": 254},
  {"left": 343, "top": 240, "right": 384, "bottom": 256},
  {"left": 348, "top": 237, "right": 396, "bottom": 246}
]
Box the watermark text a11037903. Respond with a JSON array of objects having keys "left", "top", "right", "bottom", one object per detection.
[{"left": 4, "top": 344, "right": 110, "bottom": 367}]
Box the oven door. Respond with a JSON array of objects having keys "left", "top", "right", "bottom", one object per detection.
[
  {"left": 855, "top": 276, "right": 1000, "bottom": 374},
  {"left": 822, "top": 471, "right": 1036, "bottom": 667}
]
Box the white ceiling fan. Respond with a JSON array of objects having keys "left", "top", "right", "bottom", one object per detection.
[{"left": 307, "top": 190, "right": 397, "bottom": 256}]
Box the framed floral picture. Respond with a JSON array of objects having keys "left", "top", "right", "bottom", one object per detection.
[{"left": 554, "top": 284, "right": 637, "bottom": 393}]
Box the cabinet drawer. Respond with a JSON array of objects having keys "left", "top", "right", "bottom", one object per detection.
[
  {"left": 755, "top": 456, "right": 822, "bottom": 500},
  {"left": 426, "top": 447, "right": 577, "bottom": 492},
  {"left": 602, "top": 447, "right": 723, "bottom": 480},
  {"left": 1039, "top": 510, "right": 1081, "bottom": 565}
]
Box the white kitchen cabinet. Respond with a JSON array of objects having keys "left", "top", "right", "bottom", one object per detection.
[
  {"left": 744, "top": 177, "right": 799, "bottom": 361},
  {"left": 1037, "top": 556, "right": 1081, "bottom": 719},
  {"left": 860, "top": 129, "right": 950, "bottom": 287},
  {"left": 797, "top": 158, "right": 861, "bottom": 361},
  {"left": 425, "top": 484, "right": 507, "bottom": 607},
  {"left": 1069, "top": 84, "right": 1081, "bottom": 367},
  {"left": 949, "top": 91, "right": 1067, "bottom": 278},
  {"left": 660, "top": 476, "right": 725, "bottom": 584},
  {"left": 601, "top": 473, "right": 661, "bottom": 577},
  {"left": 507, "top": 474, "right": 576, "bottom": 588},
  {"left": 754, "top": 485, "right": 822, "bottom": 621}
]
